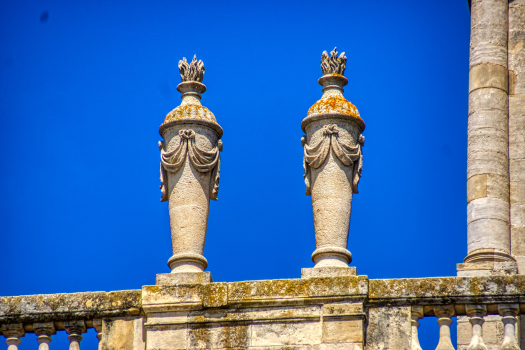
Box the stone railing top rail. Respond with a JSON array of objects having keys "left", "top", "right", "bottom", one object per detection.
[
  {"left": 0, "top": 290, "right": 141, "bottom": 326},
  {"left": 1, "top": 276, "right": 524, "bottom": 326},
  {"left": 369, "top": 276, "right": 525, "bottom": 304}
]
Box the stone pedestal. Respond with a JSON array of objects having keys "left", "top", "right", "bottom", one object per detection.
[
  {"left": 156, "top": 271, "right": 213, "bottom": 285},
  {"left": 301, "top": 266, "right": 357, "bottom": 278},
  {"left": 141, "top": 276, "right": 368, "bottom": 350}
]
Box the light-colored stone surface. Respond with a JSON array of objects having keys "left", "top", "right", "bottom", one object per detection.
[
  {"left": 0, "top": 276, "right": 524, "bottom": 349},
  {"left": 0, "top": 290, "right": 141, "bottom": 324},
  {"left": 458, "top": 316, "right": 471, "bottom": 346},
  {"left": 322, "top": 318, "right": 362, "bottom": 344},
  {"left": 518, "top": 314, "right": 525, "bottom": 349},
  {"left": 142, "top": 276, "right": 367, "bottom": 349},
  {"left": 2, "top": 323, "right": 24, "bottom": 350},
  {"left": 470, "top": 0, "right": 509, "bottom": 67},
  {"left": 464, "top": 304, "right": 488, "bottom": 350},
  {"left": 302, "top": 49, "right": 365, "bottom": 270},
  {"left": 457, "top": 261, "right": 518, "bottom": 276},
  {"left": 102, "top": 317, "right": 145, "bottom": 350},
  {"left": 156, "top": 272, "right": 213, "bottom": 285},
  {"left": 509, "top": 0, "right": 525, "bottom": 275},
  {"left": 34, "top": 322, "right": 55, "bottom": 350},
  {"left": 252, "top": 321, "right": 320, "bottom": 346},
  {"left": 498, "top": 304, "right": 521, "bottom": 350},
  {"left": 509, "top": 0, "right": 525, "bottom": 95},
  {"left": 480, "top": 315, "right": 504, "bottom": 347},
  {"left": 508, "top": 96, "right": 525, "bottom": 161},
  {"left": 301, "top": 266, "right": 357, "bottom": 278},
  {"left": 469, "top": 63, "right": 509, "bottom": 93},
  {"left": 159, "top": 56, "right": 223, "bottom": 274},
  {"left": 368, "top": 276, "right": 525, "bottom": 304},
  {"left": 464, "top": 0, "right": 514, "bottom": 271},
  {"left": 189, "top": 324, "right": 251, "bottom": 348},
  {"left": 146, "top": 326, "right": 187, "bottom": 350},
  {"left": 365, "top": 306, "right": 411, "bottom": 350}
]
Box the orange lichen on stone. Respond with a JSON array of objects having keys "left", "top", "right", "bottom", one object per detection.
[
  {"left": 307, "top": 95, "right": 363, "bottom": 123},
  {"left": 163, "top": 104, "right": 218, "bottom": 125}
]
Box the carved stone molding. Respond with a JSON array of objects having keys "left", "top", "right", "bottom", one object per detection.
[
  {"left": 178, "top": 55, "right": 204, "bottom": 83},
  {"left": 302, "top": 124, "right": 364, "bottom": 196},
  {"left": 159, "top": 129, "right": 221, "bottom": 202}
]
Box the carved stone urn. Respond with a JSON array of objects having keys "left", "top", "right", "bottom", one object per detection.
[
  {"left": 158, "top": 56, "right": 222, "bottom": 278},
  {"left": 301, "top": 48, "right": 365, "bottom": 274}
]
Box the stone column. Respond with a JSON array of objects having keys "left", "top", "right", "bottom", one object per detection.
[
  {"left": 459, "top": 0, "right": 517, "bottom": 275},
  {"left": 301, "top": 48, "right": 365, "bottom": 278},
  {"left": 34, "top": 322, "right": 56, "bottom": 350},
  {"left": 157, "top": 55, "right": 223, "bottom": 285},
  {"left": 1, "top": 324, "right": 24, "bottom": 350}
]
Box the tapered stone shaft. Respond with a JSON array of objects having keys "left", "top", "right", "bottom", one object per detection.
[
  {"left": 302, "top": 48, "right": 365, "bottom": 269},
  {"left": 159, "top": 56, "right": 223, "bottom": 274}
]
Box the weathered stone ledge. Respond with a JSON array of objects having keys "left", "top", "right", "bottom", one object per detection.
[
  {"left": 0, "top": 290, "right": 141, "bottom": 325},
  {"left": 368, "top": 276, "right": 525, "bottom": 313},
  {"left": 369, "top": 276, "right": 525, "bottom": 300},
  {"left": 1, "top": 275, "right": 524, "bottom": 327}
]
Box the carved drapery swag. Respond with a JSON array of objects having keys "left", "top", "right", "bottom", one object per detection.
[
  {"left": 302, "top": 124, "right": 364, "bottom": 196},
  {"left": 159, "top": 129, "right": 221, "bottom": 202}
]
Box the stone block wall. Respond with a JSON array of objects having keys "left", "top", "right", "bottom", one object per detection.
[{"left": 141, "top": 276, "right": 369, "bottom": 350}]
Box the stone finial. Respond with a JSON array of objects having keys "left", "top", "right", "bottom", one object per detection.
[
  {"left": 173, "top": 55, "right": 208, "bottom": 105},
  {"left": 158, "top": 53, "right": 222, "bottom": 282},
  {"left": 301, "top": 47, "right": 364, "bottom": 277},
  {"left": 178, "top": 55, "right": 205, "bottom": 82},
  {"left": 321, "top": 48, "right": 347, "bottom": 76}
]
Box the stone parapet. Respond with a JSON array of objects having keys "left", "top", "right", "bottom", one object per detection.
[{"left": 1, "top": 276, "right": 524, "bottom": 349}]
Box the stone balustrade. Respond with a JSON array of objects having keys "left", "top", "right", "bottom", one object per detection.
[
  {"left": 0, "top": 290, "right": 141, "bottom": 349},
  {"left": 1, "top": 275, "right": 523, "bottom": 349}
]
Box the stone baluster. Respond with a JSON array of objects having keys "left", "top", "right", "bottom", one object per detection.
[
  {"left": 93, "top": 319, "right": 103, "bottom": 350},
  {"left": 434, "top": 306, "right": 455, "bottom": 350},
  {"left": 34, "top": 322, "right": 56, "bottom": 350},
  {"left": 411, "top": 306, "right": 424, "bottom": 350},
  {"left": 301, "top": 48, "right": 365, "bottom": 278},
  {"left": 465, "top": 305, "right": 488, "bottom": 350},
  {"left": 158, "top": 55, "right": 223, "bottom": 284},
  {"left": 1, "top": 324, "right": 24, "bottom": 350},
  {"left": 498, "top": 304, "right": 520, "bottom": 350},
  {"left": 65, "top": 321, "right": 86, "bottom": 350}
]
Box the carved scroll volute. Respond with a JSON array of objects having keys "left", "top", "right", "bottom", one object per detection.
[
  {"left": 158, "top": 55, "right": 223, "bottom": 274},
  {"left": 301, "top": 48, "right": 365, "bottom": 270}
]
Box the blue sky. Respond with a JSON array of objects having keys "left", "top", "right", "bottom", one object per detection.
[{"left": 1, "top": 0, "right": 469, "bottom": 348}]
